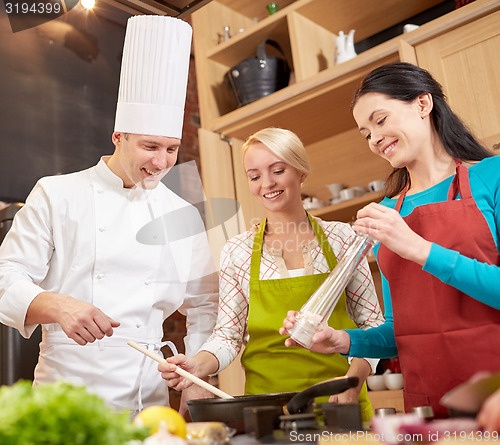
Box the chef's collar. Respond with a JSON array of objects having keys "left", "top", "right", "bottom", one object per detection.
[
  {"left": 95, "top": 156, "right": 127, "bottom": 189},
  {"left": 95, "top": 157, "right": 159, "bottom": 204}
]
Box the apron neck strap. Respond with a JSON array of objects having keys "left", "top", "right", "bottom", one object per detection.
[
  {"left": 250, "top": 218, "right": 267, "bottom": 281},
  {"left": 250, "top": 213, "right": 338, "bottom": 280},
  {"left": 395, "top": 183, "right": 409, "bottom": 212},
  {"left": 447, "top": 159, "right": 472, "bottom": 201},
  {"left": 395, "top": 159, "right": 471, "bottom": 212},
  {"left": 307, "top": 213, "right": 337, "bottom": 271}
]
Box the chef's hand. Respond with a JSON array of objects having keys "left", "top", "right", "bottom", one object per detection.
[
  {"left": 352, "top": 202, "right": 432, "bottom": 266},
  {"left": 26, "top": 292, "right": 120, "bottom": 346},
  {"left": 477, "top": 388, "right": 500, "bottom": 432},
  {"left": 280, "top": 311, "right": 351, "bottom": 355}
]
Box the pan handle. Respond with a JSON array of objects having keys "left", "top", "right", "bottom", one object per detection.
[{"left": 286, "top": 376, "right": 359, "bottom": 414}]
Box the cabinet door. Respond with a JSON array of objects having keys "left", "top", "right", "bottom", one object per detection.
[
  {"left": 199, "top": 129, "right": 246, "bottom": 265},
  {"left": 198, "top": 129, "right": 267, "bottom": 263},
  {"left": 415, "top": 10, "right": 500, "bottom": 153}
]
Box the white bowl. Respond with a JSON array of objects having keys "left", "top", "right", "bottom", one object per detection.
[
  {"left": 366, "top": 375, "right": 387, "bottom": 391},
  {"left": 302, "top": 197, "right": 326, "bottom": 210},
  {"left": 384, "top": 373, "right": 404, "bottom": 390},
  {"left": 326, "top": 183, "right": 344, "bottom": 199}
]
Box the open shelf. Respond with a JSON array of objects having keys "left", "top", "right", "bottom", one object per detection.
[
  {"left": 193, "top": 0, "right": 446, "bottom": 130},
  {"left": 211, "top": 39, "right": 401, "bottom": 145},
  {"left": 309, "top": 191, "right": 383, "bottom": 223},
  {"left": 193, "top": 0, "right": 500, "bottom": 230}
]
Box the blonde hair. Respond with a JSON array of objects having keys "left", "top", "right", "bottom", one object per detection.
[{"left": 241, "top": 128, "right": 311, "bottom": 176}]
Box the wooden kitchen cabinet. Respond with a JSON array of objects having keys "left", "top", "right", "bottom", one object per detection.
[
  {"left": 192, "top": 0, "right": 500, "bottom": 393},
  {"left": 410, "top": 9, "right": 500, "bottom": 151},
  {"left": 367, "top": 390, "right": 405, "bottom": 413},
  {"left": 193, "top": 0, "right": 500, "bottom": 229}
]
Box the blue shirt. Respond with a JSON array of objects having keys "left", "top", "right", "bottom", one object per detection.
[{"left": 347, "top": 156, "right": 500, "bottom": 358}]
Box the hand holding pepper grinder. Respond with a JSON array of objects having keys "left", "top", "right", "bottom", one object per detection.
[{"left": 288, "top": 233, "right": 378, "bottom": 348}]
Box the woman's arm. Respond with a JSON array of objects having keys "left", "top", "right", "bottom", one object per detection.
[
  {"left": 423, "top": 244, "right": 500, "bottom": 309},
  {"left": 329, "top": 357, "right": 372, "bottom": 404},
  {"left": 197, "top": 237, "right": 251, "bottom": 372},
  {"left": 345, "top": 255, "right": 385, "bottom": 373},
  {"left": 347, "top": 263, "right": 398, "bottom": 358},
  {"left": 353, "top": 200, "right": 500, "bottom": 310},
  {"left": 353, "top": 160, "right": 500, "bottom": 310}
]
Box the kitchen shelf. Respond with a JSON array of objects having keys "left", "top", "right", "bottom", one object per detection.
[
  {"left": 216, "top": 0, "right": 296, "bottom": 24},
  {"left": 211, "top": 38, "right": 400, "bottom": 146},
  {"left": 193, "top": 0, "right": 446, "bottom": 132},
  {"left": 206, "top": 13, "right": 292, "bottom": 68},
  {"left": 309, "top": 191, "right": 384, "bottom": 223}
]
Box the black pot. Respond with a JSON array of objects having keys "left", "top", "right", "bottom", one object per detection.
[
  {"left": 186, "top": 376, "right": 358, "bottom": 433},
  {"left": 224, "top": 39, "right": 290, "bottom": 108}
]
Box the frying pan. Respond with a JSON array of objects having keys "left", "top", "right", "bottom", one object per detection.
[{"left": 186, "top": 376, "right": 359, "bottom": 433}]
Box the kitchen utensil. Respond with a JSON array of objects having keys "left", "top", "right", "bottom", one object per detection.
[
  {"left": 224, "top": 39, "right": 290, "bottom": 108},
  {"left": 440, "top": 372, "right": 500, "bottom": 415},
  {"left": 368, "top": 180, "right": 385, "bottom": 193},
  {"left": 288, "top": 233, "right": 378, "bottom": 348},
  {"left": 339, "top": 187, "right": 365, "bottom": 201},
  {"left": 187, "top": 376, "right": 359, "bottom": 434},
  {"left": 366, "top": 375, "right": 387, "bottom": 391},
  {"left": 375, "top": 407, "right": 397, "bottom": 417},
  {"left": 412, "top": 405, "right": 434, "bottom": 419},
  {"left": 326, "top": 183, "right": 344, "bottom": 200},
  {"left": 335, "top": 29, "right": 357, "bottom": 65},
  {"left": 127, "top": 340, "right": 233, "bottom": 400},
  {"left": 384, "top": 373, "right": 404, "bottom": 390},
  {"left": 302, "top": 196, "right": 326, "bottom": 210},
  {"left": 403, "top": 24, "right": 419, "bottom": 33}
]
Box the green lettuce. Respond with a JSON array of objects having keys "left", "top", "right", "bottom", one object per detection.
[{"left": 0, "top": 380, "right": 149, "bottom": 444}]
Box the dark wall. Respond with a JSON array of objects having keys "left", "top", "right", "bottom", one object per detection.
[{"left": 0, "top": 5, "right": 131, "bottom": 202}]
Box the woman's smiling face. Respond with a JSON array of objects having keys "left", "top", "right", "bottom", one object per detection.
[
  {"left": 353, "top": 92, "right": 430, "bottom": 169},
  {"left": 243, "top": 142, "right": 305, "bottom": 213}
]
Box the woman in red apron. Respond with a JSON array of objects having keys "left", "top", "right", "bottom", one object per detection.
[
  {"left": 160, "top": 128, "right": 385, "bottom": 421},
  {"left": 283, "top": 63, "right": 500, "bottom": 418}
]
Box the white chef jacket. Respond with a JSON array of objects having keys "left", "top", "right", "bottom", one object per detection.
[{"left": 0, "top": 158, "right": 218, "bottom": 413}]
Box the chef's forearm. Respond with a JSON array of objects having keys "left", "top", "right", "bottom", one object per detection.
[{"left": 25, "top": 291, "right": 64, "bottom": 324}]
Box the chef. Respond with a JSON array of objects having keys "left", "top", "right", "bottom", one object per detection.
[{"left": 0, "top": 15, "right": 218, "bottom": 414}]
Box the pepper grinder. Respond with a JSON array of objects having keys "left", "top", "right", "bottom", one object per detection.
[{"left": 289, "top": 233, "right": 378, "bottom": 348}]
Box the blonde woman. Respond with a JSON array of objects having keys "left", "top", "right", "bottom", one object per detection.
[{"left": 160, "top": 128, "right": 384, "bottom": 420}]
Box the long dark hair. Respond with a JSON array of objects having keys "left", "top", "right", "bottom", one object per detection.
[{"left": 351, "top": 62, "right": 491, "bottom": 197}]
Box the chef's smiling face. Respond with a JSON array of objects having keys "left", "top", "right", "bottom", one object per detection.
[
  {"left": 244, "top": 142, "right": 305, "bottom": 213},
  {"left": 353, "top": 92, "right": 432, "bottom": 170},
  {"left": 109, "top": 132, "right": 180, "bottom": 189}
]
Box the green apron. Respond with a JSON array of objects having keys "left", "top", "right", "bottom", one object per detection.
[{"left": 240, "top": 213, "right": 373, "bottom": 421}]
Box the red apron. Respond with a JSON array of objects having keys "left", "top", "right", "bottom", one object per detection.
[{"left": 377, "top": 161, "right": 500, "bottom": 418}]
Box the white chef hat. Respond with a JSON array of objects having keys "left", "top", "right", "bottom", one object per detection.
[{"left": 114, "top": 15, "right": 192, "bottom": 139}]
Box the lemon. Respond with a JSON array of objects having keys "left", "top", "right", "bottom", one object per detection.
[{"left": 133, "top": 406, "right": 187, "bottom": 438}]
